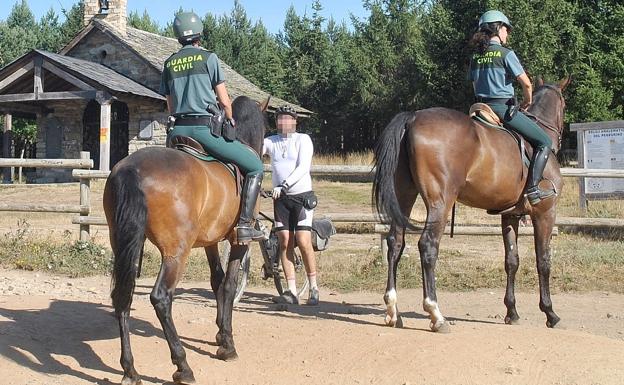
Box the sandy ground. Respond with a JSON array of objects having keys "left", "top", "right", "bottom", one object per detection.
[{"left": 1, "top": 268, "right": 623, "bottom": 385}]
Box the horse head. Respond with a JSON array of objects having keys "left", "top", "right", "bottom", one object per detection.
[
  {"left": 232, "top": 95, "right": 268, "bottom": 155},
  {"left": 528, "top": 76, "right": 571, "bottom": 153}
]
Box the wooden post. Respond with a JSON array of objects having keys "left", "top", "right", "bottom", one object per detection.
[
  {"left": 79, "top": 151, "right": 91, "bottom": 242},
  {"left": 98, "top": 98, "right": 112, "bottom": 171},
  {"left": 2, "top": 113, "right": 12, "bottom": 184}
]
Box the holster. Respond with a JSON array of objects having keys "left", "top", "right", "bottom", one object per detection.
[
  {"left": 222, "top": 120, "right": 236, "bottom": 141},
  {"left": 504, "top": 96, "right": 519, "bottom": 121},
  {"left": 209, "top": 113, "right": 224, "bottom": 137}
]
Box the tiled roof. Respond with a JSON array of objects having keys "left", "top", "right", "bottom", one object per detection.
[
  {"left": 88, "top": 20, "right": 311, "bottom": 116},
  {"left": 34, "top": 49, "right": 165, "bottom": 100}
]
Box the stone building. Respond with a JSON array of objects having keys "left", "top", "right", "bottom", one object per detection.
[{"left": 0, "top": 0, "right": 308, "bottom": 181}]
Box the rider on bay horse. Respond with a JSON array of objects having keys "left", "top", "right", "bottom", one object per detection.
[
  {"left": 469, "top": 10, "right": 555, "bottom": 205},
  {"left": 160, "top": 11, "right": 265, "bottom": 244}
]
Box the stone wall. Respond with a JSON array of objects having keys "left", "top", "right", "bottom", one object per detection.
[
  {"left": 34, "top": 101, "right": 87, "bottom": 182},
  {"left": 67, "top": 29, "right": 162, "bottom": 91},
  {"left": 123, "top": 98, "right": 168, "bottom": 152}
]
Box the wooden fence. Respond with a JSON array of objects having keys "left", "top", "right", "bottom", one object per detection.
[
  {"left": 0, "top": 152, "right": 93, "bottom": 241},
  {"left": 2, "top": 162, "right": 623, "bottom": 242}
]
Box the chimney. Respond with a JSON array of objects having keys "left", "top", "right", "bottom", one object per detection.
[{"left": 83, "top": 0, "right": 127, "bottom": 35}]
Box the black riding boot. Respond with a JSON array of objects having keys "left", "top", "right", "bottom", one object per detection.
[
  {"left": 236, "top": 173, "right": 265, "bottom": 244},
  {"left": 526, "top": 146, "right": 556, "bottom": 206}
]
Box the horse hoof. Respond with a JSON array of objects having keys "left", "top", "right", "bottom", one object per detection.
[
  {"left": 505, "top": 316, "right": 521, "bottom": 325},
  {"left": 546, "top": 316, "right": 561, "bottom": 328},
  {"left": 121, "top": 375, "right": 142, "bottom": 385},
  {"left": 430, "top": 320, "right": 451, "bottom": 333},
  {"left": 215, "top": 332, "right": 222, "bottom": 346},
  {"left": 216, "top": 346, "right": 239, "bottom": 361},
  {"left": 172, "top": 369, "right": 196, "bottom": 384}
]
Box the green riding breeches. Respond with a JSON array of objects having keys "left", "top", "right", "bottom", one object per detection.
[
  {"left": 168, "top": 125, "right": 263, "bottom": 175},
  {"left": 488, "top": 103, "right": 552, "bottom": 150}
]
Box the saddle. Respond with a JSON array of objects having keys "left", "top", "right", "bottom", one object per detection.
[
  {"left": 168, "top": 135, "right": 243, "bottom": 195},
  {"left": 469, "top": 103, "right": 502, "bottom": 127}
]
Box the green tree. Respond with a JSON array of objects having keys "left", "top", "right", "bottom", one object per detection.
[{"left": 128, "top": 9, "right": 161, "bottom": 34}]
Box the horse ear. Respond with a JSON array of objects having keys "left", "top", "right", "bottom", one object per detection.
[
  {"left": 559, "top": 76, "right": 571, "bottom": 91},
  {"left": 258, "top": 96, "right": 271, "bottom": 112},
  {"left": 536, "top": 76, "right": 544, "bottom": 87}
]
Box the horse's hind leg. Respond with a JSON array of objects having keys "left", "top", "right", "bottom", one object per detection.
[
  {"left": 214, "top": 243, "right": 246, "bottom": 361},
  {"left": 205, "top": 245, "right": 225, "bottom": 345},
  {"left": 384, "top": 175, "right": 418, "bottom": 328},
  {"left": 502, "top": 215, "right": 521, "bottom": 325},
  {"left": 531, "top": 211, "right": 560, "bottom": 328},
  {"left": 419, "top": 201, "right": 453, "bottom": 333},
  {"left": 118, "top": 309, "right": 141, "bottom": 385},
  {"left": 150, "top": 252, "right": 195, "bottom": 384},
  {"left": 384, "top": 223, "right": 407, "bottom": 327}
]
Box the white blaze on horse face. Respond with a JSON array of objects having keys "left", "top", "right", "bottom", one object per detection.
[
  {"left": 423, "top": 297, "right": 445, "bottom": 330},
  {"left": 384, "top": 288, "right": 398, "bottom": 326}
]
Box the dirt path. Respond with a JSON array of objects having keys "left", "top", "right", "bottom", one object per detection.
[{"left": 1, "top": 269, "right": 623, "bottom": 385}]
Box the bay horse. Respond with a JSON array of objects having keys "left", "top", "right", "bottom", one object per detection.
[
  {"left": 373, "top": 78, "right": 569, "bottom": 332},
  {"left": 103, "top": 96, "right": 267, "bottom": 385}
]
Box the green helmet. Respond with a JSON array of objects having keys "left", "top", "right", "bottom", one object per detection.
[
  {"left": 478, "top": 10, "right": 512, "bottom": 30},
  {"left": 173, "top": 12, "right": 203, "bottom": 43}
]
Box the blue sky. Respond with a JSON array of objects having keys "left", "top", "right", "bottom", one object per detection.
[{"left": 0, "top": 0, "right": 370, "bottom": 34}]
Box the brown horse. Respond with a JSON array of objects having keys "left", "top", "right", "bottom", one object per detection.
[
  {"left": 373, "top": 78, "right": 569, "bottom": 332},
  {"left": 103, "top": 96, "right": 267, "bottom": 385}
]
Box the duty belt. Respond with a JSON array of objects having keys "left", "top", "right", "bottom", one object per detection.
[{"left": 174, "top": 116, "right": 213, "bottom": 126}]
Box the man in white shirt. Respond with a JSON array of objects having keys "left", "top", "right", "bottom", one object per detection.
[{"left": 262, "top": 106, "right": 319, "bottom": 305}]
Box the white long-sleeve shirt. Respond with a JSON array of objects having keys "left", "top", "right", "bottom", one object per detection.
[{"left": 262, "top": 133, "right": 313, "bottom": 194}]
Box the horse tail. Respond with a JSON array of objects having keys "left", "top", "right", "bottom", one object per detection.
[
  {"left": 107, "top": 167, "right": 147, "bottom": 313},
  {"left": 372, "top": 112, "right": 417, "bottom": 230}
]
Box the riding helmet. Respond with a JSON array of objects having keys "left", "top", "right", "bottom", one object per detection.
[
  {"left": 478, "top": 10, "right": 513, "bottom": 31},
  {"left": 173, "top": 12, "right": 203, "bottom": 44}
]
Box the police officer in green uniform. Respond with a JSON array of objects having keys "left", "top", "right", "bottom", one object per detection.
[
  {"left": 469, "top": 10, "right": 554, "bottom": 205},
  {"left": 160, "top": 11, "right": 264, "bottom": 243}
]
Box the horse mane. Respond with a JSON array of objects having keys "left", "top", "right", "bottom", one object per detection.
[{"left": 232, "top": 96, "right": 266, "bottom": 155}]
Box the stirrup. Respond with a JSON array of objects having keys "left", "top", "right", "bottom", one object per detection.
[
  {"left": 525, "top": 186, "right": 556, "bottom": 206},
  {"left": 235, "top": 225, "right": 265, "bottom": 244}
]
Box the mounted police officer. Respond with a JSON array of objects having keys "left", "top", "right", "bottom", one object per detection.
[
  {"left": 160, "top": 11, "right": 264, "bottom": 244},
  {"left": 469, "top": 10, "right": 555, "bottom": 205}
]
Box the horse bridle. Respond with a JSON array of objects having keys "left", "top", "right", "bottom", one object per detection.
[{"left": 528, "top": 84, "right": 565, "bottom": 150}]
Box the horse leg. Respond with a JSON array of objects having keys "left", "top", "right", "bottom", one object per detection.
[
  {"left": 214, "top": 244, "right": 246, "bottom": 361},
  {"left": 117, "top": 309, "right": 140, "bottom": 385},
  {"left": 501, "top": 215, "right": 521, "bottom": 325},
  {"left": 531, "top": 211, "right": 561, "bottom": 328},
  {"left": 150, "top": 254, "right": 195, "bottom": 384},
  {"left": 205, "top": 245, "right": 226, "bottom": 345},
  {"left": 384, "top": 223, "right": 407, "bottom": 327},
  {"left": 419, "top": 204, "right": 452, "bottom": 333}
]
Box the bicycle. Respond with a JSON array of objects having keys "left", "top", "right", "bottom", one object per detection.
[{"left": 220, "top": 193, "right": 309, "bottom": 305}]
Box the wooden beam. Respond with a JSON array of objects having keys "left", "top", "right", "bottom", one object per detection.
[
  {"left": 0, "top": 203, "right": 88, "bottom": 214},
  {"left": 99, "top": 100, "right": 112, "bottom": 171},
  {"left": 42, "top": 61, "right": 96, "bottom": 91},
  {"left": 0, "top": 158, "right": 93, "bottom": 168},
  {"left": 2, "top": 114, "right": 12, "bottom": 183},
  {"left": 34, "top": 56, "right": 43, "bottom": 95},
  {"left": 0, "top": 62, "right": 34, "bottom": 93},
  {"left": 0, "top": 90, "right": 97, "bottom": 102}
]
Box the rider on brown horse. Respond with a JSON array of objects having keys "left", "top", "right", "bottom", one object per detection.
[
  {"left": 469, "top": 10, "right": 554, "bottom": 205},
  {"left": 160, "top": 11, "right": 264, "bottom": 244}
]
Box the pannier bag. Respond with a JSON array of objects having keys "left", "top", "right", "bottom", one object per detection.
[{"left": 310, "top": 218, "right": 336, "bottom": 251}]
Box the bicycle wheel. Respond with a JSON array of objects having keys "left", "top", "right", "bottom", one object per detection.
[{"left": 218, "top": 241, "right": 250, "bottom": 306}]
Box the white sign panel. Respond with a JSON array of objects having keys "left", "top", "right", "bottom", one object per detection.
[{"left": 583, "top": 127, "right": 624, "bottom": 194}]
